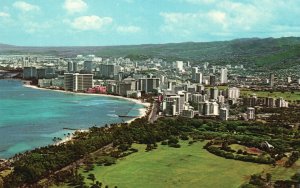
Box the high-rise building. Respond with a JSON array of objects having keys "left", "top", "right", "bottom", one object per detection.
[
  {"left": 83, "top": 61, "right": 93, "bottom": 73},
  {"left": 227, "top": 87, "right": 240, "bottom": 99},
  {"left": 220, "top": 68, "right": 228, "bottom": 84},
  {"left": 192, "top": 94, "right": 202, "bottom": 103},
  {"left": 270, "top": 73, "right": 275, "bottom": 87},
  {"left": 247, "top": 107, "right": 255, "bottom": 120},
  {"left": 177, "top": 91, "right": 186, "bottom": 113},
  {"left": 209, "top": 75, "right": 216, "bottom": 86},
  {"left": 244, "top": 94, "right": 257, "bottom": 107},
  {"left": 64, "top": 73, "right": 93, "bottom": 92},
  {"left": 198, "top": 101, "right": 219, "bottom": 116},
  {"left": 99, "top": 64, "right": 119, "bottom": 78},
  {"left": 210, "top": 87, "right": 219, "bottom": 100},
  {"left": 118, "top": 82, "right": 133, "bottom": 96},
  {"left": 195, "top": 72, "right": 203, "bottom": 84},
  {"left": 210, "top": 102, "right": 219, "bottom": 115},
  {"left": 276, "top": 97, "right": 289, "bottom": 108},
  {"left": 196, "top": 84, "right": 205, "bottom": 92},
  {"left": 45, "top": 66, "right": 56, "bottom": 79},
  {"left": 22, "top": 59, "right": 30, "bottom": 68},
  {"left": 218, "top": 95, "right": 225, "bottom": 104},
  {"left": 203, "top": 62, "right": 209, "bottom": 70},
  {"left": 192, "top": 67, "right": 198, "bottom": 81},
  {"left": 68, "top": 61, "right": 73, "bottom": 72},
  {"left": 162, "top": 95, "right": 180, "bottom": 116},
  {"left": 199, "top": 101, "right": 210, "bottom": 116},
  {"left": 23, "top": 67, "right": 37, "bottom": 79},
  {"left": 266, "top": 97, "right": 275, "bottom": 107},
  {"left": 37, "top": 68, "right": 46, "bottom": 79},
  {"left": 219, "top": 107, "right": 228, "bottom": 121},
  {"left": 186, "top": 61, "right": 190, "bottom": 67},
  {"left": 176, "top": 61, "right": 183, "bottom": 71},
  {"left": 73, "top": 62, "right": 78, "bottom": 72},
  {"left": 138, "top": 77, "right": 160, "bottom": 93},
  {"left": 212, "top": 66, "right": 216, "bottom": 74}
]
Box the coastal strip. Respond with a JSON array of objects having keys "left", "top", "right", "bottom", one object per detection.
[{"left": 23, "top": 84, "right": 151, "bottom": 145}]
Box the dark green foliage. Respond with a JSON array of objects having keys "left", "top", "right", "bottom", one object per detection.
[
  {"left": 206, "top": 145, "right": 275, "bottom": 164},
  {"left": 291, "top": 172, "right": 300, "bottom": 182},
  {"left": 95, "top": 156, "right": 116, "bottom": 166},
  {"left": 2, "top": 115, "right": 299, "bottom": 187},
  {"left": 285, "top": 151, "right": 300, "bottom": 167}
]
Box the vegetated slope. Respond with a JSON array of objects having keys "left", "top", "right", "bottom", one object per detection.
[{"left": 1, "top": 37, "right": 300, "bottom": 69}]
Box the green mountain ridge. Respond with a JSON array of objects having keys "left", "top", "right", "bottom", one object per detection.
[{"left": 1, "top": 37, "right": 300, "bottom": 69}]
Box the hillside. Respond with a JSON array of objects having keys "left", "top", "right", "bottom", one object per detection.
[{"left": 1, "top": 37, "right": 300, "bottom": 70}]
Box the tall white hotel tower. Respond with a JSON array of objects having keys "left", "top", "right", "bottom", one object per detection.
[{"left": 220, "top": 68, "right": 228, "bottom": 84}]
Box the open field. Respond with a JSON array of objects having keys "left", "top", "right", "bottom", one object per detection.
[
  {"left": 240, "top": 90, "right": 300, "bottom": 102},
  {"left": 80, "top": 141, "right": 271, "bottom": 188},
  {"left": 51, "top": 141, "right": 300, "bottom": 188}
]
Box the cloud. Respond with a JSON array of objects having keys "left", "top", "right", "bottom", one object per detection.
[
  {"left": 160, "top": 12, "right": 210, "bottom": 37},
  {"left": 70, "top": 16, "right": 113, "bottom": 31},
  {"left": 13, "top": 1, "right": 40, "bottom": 12},
  {"left": 63, "top": 0, "right": 87, "bottom": 14},
  {"left": 24, "top": 21, "right": 52, "bottom": 33},
  {"left": 0, "top": 12, "right": 10, "bottom": 18},
  {"left": 160, "top": 0, "right": 278, "bottom": 38},
  {"left": 117, "top": 26, "right": 141, "bottom": 33}
]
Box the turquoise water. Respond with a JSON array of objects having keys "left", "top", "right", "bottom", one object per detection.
[{"left": 0, "top": 80, "right": 143, "bottom": 158}]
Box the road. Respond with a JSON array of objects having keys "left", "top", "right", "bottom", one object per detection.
[{"left": 148, "top": 102, "right": 159, "bottom": 123}]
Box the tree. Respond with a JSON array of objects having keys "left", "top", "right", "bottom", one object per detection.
[
  {"left": 291, "top": 172, "right": 300, "bottom": 182},
  {"left": 266, "top": 173, "right": 272, "bottom": 182},
  {"left": 87, "top": 173, "right": 96, "bottom": 184}
]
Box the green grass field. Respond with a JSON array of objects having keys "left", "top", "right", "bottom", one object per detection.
[
  {"left": 80, "top": 141, "right": 272, "bottom": 188},
  {"left": 241, "top": 90, "right": 300, "bottom": 102}
]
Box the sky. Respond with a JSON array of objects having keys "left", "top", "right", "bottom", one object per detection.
[{"left": 0, "top": 0, "right": 299, "bottom": 46}]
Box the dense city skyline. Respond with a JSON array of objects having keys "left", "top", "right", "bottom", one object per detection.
[{"left": 0, "top": 0, "right": 300, "bottom": 46}]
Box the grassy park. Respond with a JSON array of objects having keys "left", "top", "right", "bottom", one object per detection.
[
  {"left": 78, "top": 141, "right": 274, "bottom": 188},
  {"left": 240, "top": 90, "right": 300, "bottom": 102}
]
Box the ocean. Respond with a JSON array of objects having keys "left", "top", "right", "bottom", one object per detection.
[{"left": 0, "top": 79, "right": 144, "bottom": 158}]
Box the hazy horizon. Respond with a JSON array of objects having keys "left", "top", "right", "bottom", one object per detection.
[
  {"left": 0, "top": 0, "right": 299, "bottom": 46},
  {"left": 1, "top": 36, "right": 298, "bottom": 48}
]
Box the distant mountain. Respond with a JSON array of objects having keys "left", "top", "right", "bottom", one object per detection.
[
  {"left": 0, "top": 43, "right": 17, "bottom": 48},
  {"left": 1, "top": 37, "right": 300, "bottom": 70}
]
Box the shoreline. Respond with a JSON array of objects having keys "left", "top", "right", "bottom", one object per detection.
[
  {"left": 23, "top": 84, "right": 150, "bottom": 108},
  {"left": 22, "top": 83, "right": 151, "bottom": 146}
]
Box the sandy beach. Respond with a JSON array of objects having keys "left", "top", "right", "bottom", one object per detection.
[
  {"left": 23, "top": 84, "right": 151, "bottom": 145},
  {"left": 53, "top": 129, "right": 89, "bottom": 146},
  {"left": 23, "top": 84, "right": 150, "bottom": 108}
]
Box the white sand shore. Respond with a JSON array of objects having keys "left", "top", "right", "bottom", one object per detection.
[
  {"left": 54, "top": 129, "right": 88, "bottom": 146},
  {"left": 23, "top": 84, "right": 151, "bottom": 145},
  {"left": 23, "top": 84, "right": 150, "bottom": 108}
]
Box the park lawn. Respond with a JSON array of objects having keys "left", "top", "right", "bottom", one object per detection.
[
  {"left": 268, "top": 159, "right": 300, "bottom": 181},
  {"left": 240, "top": 90, "right": 300, "bottom": 102},
  {"left": 81, "top": 141, "right": 271, "bottom": 188},
  {"left": 206, "top": 86, "right": 229, "bottom": 90}
]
